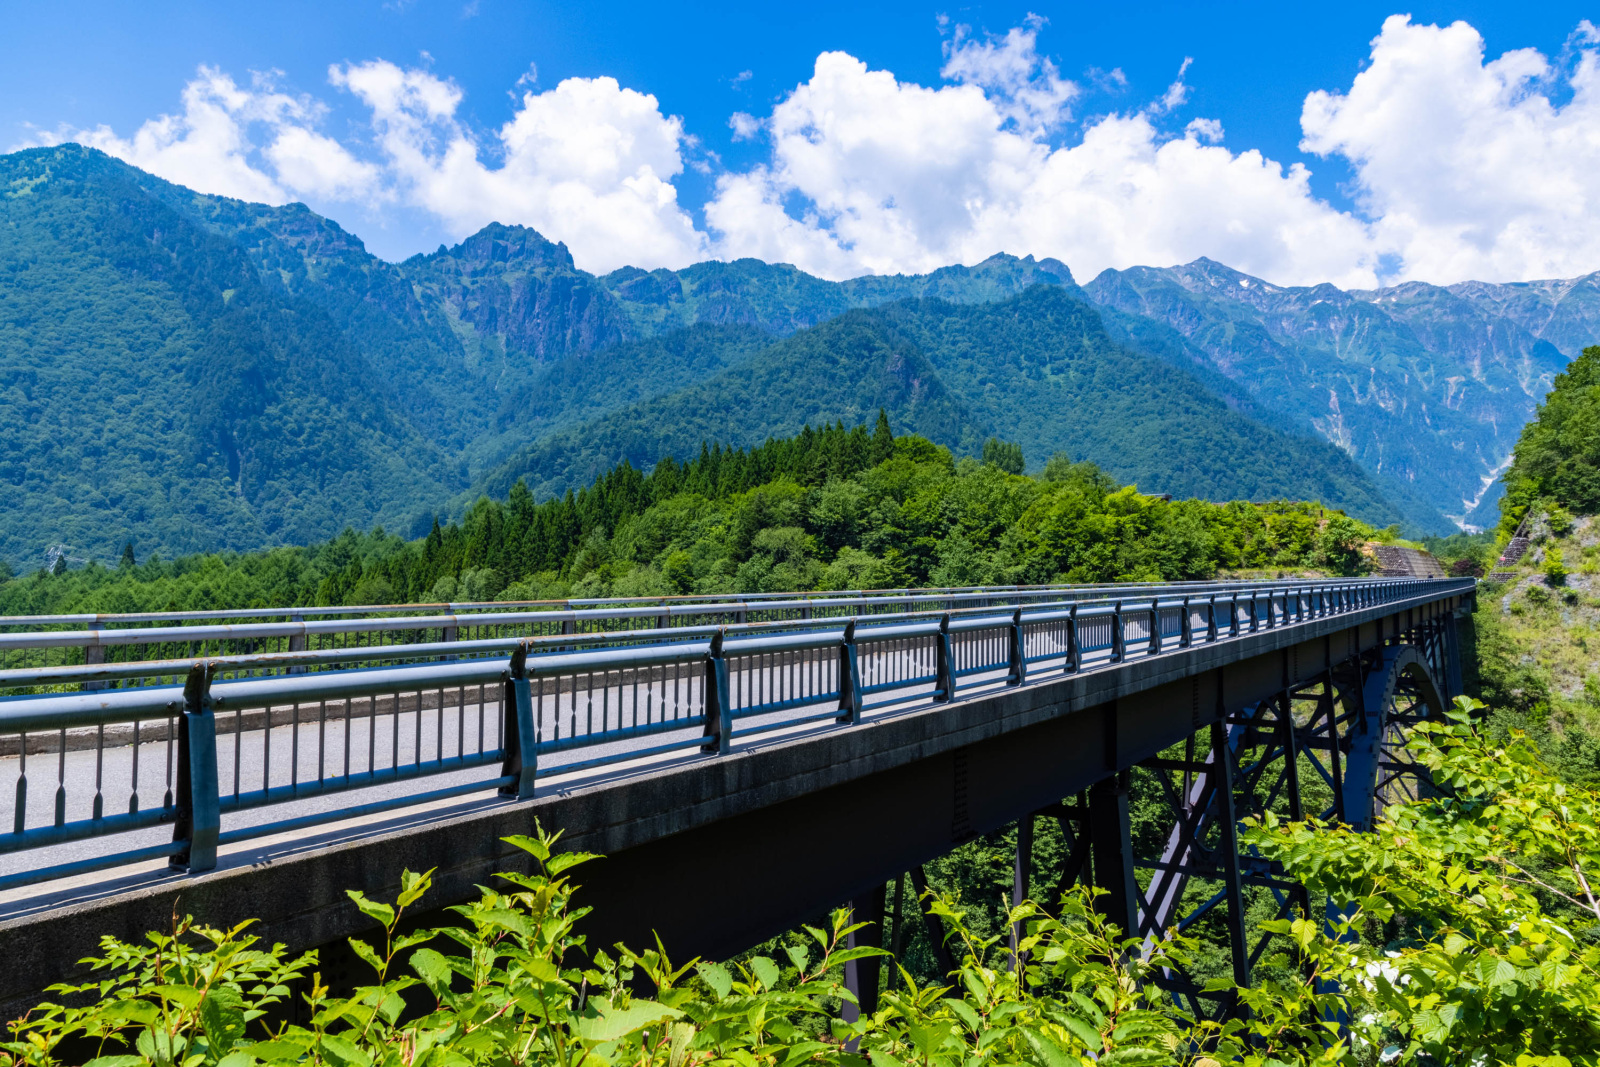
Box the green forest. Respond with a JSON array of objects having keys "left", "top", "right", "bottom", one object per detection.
[{"left": 0, "top": 414, "right": 1391, "bottom": 617}]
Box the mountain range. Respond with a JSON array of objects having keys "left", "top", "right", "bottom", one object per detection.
[{"left": 2, "top": 143, "right": 1596, "bottom": 565}]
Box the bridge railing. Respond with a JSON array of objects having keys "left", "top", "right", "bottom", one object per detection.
[
  {"left": 0, "top": 577, "right": 1473, "bottom": 892},
  {"left": 0, "top": 577, "right": 1402, "bottom": 682}
]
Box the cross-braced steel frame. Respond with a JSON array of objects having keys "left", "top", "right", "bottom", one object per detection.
[{"left": 999, "top": 613, "right": 1456, "bottom": 1018}]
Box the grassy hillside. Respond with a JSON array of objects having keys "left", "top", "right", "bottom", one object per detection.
[{"left": 1457, "top": 347, "right": 1600, "bottom": 781}]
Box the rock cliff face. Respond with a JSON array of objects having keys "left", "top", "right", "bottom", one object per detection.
[
  {"left": 1083, "top": 258, "right": 1581, "bottom": 527},
  {"left": 404, "top": 224, "right": 630, "bottom": 364}
]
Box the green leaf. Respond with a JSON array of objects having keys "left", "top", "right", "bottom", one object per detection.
[
  {"left": 320, "top": 1033, "right": 374, "bottom": 1067},
  {"left": 396, "top": 868, "right": 434, "bottom": 909},
  {"left": 475, "top": 908, "right": 535, "bottom": 939},
  {"left": 83, "top": 1057, "right": 146, "bottom": 1067},
  {"left": 545, "top": 851, "right": 597, "bottom": 875},
  {"left": 345, "top": 891, "right": 395, "bottom": 929},
  {"left": 571, "top": 1000, "right": 683, "bottom": 1043},
  {"left": 944, "top": 997, "right": 983, "bottom": 1033},
  {"left": 1052, "top": 1012, "right": 1103, "bottom": 1052},
  {"left": 697, "top": 961, "right": 733, "bottom": 1000},
  {"left": 502, "top": 834, "right": 550, "bottom": 862},
  {"left": 199, "top": 985, "right": 248, "bottom": 1054},
  {"left": 749, "top": 955, "right": 780, "bottom": 990},
  {"left": 906, "top": 1021, "right": 954, "bottom": 1059},
  {"left": 347, "top": 937, "right": 385, "bottom": 975},
  {"left": 1020, "top": 1027, "right": 1074, "bottom": 1067},
  {"left": 149, "top": 983, "right": 205, "bottom": 1009},
  {"left": 1099, "top": 1049, "right": 1173, "bottom": 1066},
  {"left": 410, "top": 947, "right": 454, "bottom": 998}
]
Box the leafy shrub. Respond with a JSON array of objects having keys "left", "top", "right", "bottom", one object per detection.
[
  {"left": 1247, "top": 697, "right": 1600, "bottom": 1063},
  {"left": 2, "top": 842, "right": 1329, "bottom": 1066},
  {"left": 1544, "top": 546, "right": 1569, "bottom": 586}
]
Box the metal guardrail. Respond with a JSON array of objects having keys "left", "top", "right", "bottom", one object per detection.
[
  {"left": 0, "top": 577, "right": 1473, "bottom": 892},
  {"left": 0, "top": 578, "right": 1392, "bottom": 684}
]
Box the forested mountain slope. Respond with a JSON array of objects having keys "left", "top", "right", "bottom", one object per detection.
[
  {"left": 0, "top": 146, "right": 471, "bottom": 563},
  {"left": 1083, "top": 258, "right": 1591, "bottom": 528},
  {"left": 483, "top": 286, "right": 1441, "bottom": 529}
]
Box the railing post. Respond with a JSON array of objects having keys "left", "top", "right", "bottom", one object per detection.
[
  {"left": 1206, "top": 595, "right": 1219, "bottom": 642},
  {"left": 1111, "top": 601, "right": 1125, "bottom": 663},
  {"left": 703, "top": 630, "right": 733, "bottom": 754},
  {"left": 934, "top": 614, "right": 956, "bottom": 701},
  {"left": 1147, "top": 602, "right": 1161, "bottom": 656},
  {"left": 288, "top": 613, "right": 309, "bottom": 674},
  {"left": 499, "top": 642, "right": 538, "bottom": 799},
  {"left": 1065, "top": 604, "right": 1081, "bottom": 673},
  {"left": 838, "top": 620, "right": 863, "bottom": 724},
  {"left": 1007, "top": 609, "right": 1027, "bottom": 686},
  {"left": 1229, "top": 593, "right": 1241, "bottom": 637},
  {"left": 84, "top": 622, "right": 107, "bottom": 691},
  {"left": 170, "top": 662, "right": 219, "bottom": 873},
  {"left": 1179, "top": 596, "right": 1193, "bottom": 648}
]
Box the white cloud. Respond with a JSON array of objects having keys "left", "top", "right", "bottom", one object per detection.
[
  {"left": 938, "top": 15, "right": 1079, "bottom": 135},
  {"left": 24, "top": 66, "right": 377, "bottom": 208},
  {"left": 703, "top": 44, "right": 1378, "bottom": 285},
  {"left": 328, "top": 61, "right": 706, "bottom": 272},
  {"left": 28, "top": 67, "right": 289, "bottom": 203},
  {"left": 1301, "top": 14, "right": 1600, "bottom": 283},
  {"left": 27, "top": 16, "right": 1600, "bottom": 286}
]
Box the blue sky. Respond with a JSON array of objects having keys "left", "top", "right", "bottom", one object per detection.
[{"left": 5, "top": 1, "right": 1600, "bottom": 286}]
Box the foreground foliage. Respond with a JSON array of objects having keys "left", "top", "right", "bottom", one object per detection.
[
  {"left": 13, "top": 701, "right": 1595, "bottom": 1066},
  {"left": 2, "top": 830, "right": 1334, "bottom": 1067}
]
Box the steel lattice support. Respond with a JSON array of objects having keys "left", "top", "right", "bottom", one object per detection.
[{"left": 1049, "top": 619, "right": 1456, "bottom": 1016}]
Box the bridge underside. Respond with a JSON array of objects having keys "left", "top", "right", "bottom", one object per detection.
[{"left": 0, "top": 592, "right": 1467, "bottom": 1014}]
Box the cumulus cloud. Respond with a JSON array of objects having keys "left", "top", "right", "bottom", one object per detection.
[
  {"left": 704, "top": 37, "right": 1378, "bottom": 285},
  {"left": 24, "top": 67, "right": 379, "bottom": 207},
  {"left": 1301, "top": 14, "right": 1600, "bottom": 283},
  {"left": 328, "top": 61, "right": 706, "bottom": 271},
  {"left": 28, "top": 15, "right": 1600, "bottom": 285}
]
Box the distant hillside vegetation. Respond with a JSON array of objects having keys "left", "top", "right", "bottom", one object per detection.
[
  {"left": 0, "top": 420, "right": 1396, "bottom": 616},
  {"left": 484, "top": 286, "right": 1440, "bottom": 532}
]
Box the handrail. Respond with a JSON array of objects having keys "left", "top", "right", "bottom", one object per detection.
[
  {"left": 0, "top": 576, "right": 1362, "bottom": 629},
  {"left": 0, "top": 578, "right": 1417, "bottom": 678},
  {"left": 0, "top": 577, "right": 1418, "bottom": 692},
  {"left": 0, "top": 576, "right": 1474, "bottom": 893}
]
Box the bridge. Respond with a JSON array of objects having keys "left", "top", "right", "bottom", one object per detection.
[{"left": 0, "top": 576, "right": 1475, "bottom": 1018}]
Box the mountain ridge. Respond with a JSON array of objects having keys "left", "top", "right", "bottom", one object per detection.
[{"left": 9, "top": 143, "right": 1595, "bottom": 563}]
